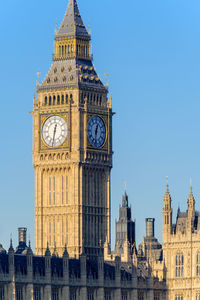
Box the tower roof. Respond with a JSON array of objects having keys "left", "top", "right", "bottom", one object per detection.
[{"left": 56, "top": 0, "right": 90, "bottom": 39}]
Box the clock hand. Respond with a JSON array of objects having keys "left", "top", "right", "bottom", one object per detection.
[
  {"left": 95, "top": 125, "right": 99, "bottom": 140},
  {"left": 52, "top": 124, "right": 57, "bottom": 147}
]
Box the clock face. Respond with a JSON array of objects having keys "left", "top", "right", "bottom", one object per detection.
[
  {"left": 42, "top": 115, "right": 67, "bottom": 147},
  {"left": 88, "top": 116, "right": 106, "bottom": 148}
]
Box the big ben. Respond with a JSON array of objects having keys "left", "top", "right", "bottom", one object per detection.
[{"left": 32, "top": 0, "right": 113, "bottom": 258}]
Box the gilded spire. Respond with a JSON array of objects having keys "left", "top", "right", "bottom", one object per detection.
[{"left": 56, "top": 0, "right": 90, "bottom": 39}]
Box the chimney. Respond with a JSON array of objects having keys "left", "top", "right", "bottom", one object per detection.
[
  {"left": 146, "top": 218, "right": 155, "bottom": 238},
  {"left": 18, "top": 228, "right": 27, "bottom": 244}
]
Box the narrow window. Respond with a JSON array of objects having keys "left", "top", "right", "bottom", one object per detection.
[
  {"left": 197, "top": 253, "right": 200, "bottom": 276},
  {"left": 49, "top": 177, "right": 51, "bottom": 205},
  {"left": 53, "top": 177, "right": 56, "bottom": 205},
  {"left": 49, "top": 221, "right": 51, "bottom": 245},
  {"left": 45, "top": 96, "right": 47, "bottom": 105},
  {"left": 66, "top": 94, "right": 68, "bottom": 104},
  {"left": 34, "top": 287, "right": 41, "bottom": 300},
  {"left": 62, "top": 45, "right": 64, "bottom": 57},
  {"left": 49, "top": 96, "right": 52, "bottom": 105},
  {"left": 57, "top": 95, "right": 60, "bottom": 105},
  {"left": 65, "top": 45, "right": 67, "bottom": 57},
  {"left": 59, "top": 46, "right": 61, "bottom": 57},
  {"left": 176, "top": 253, "right": 184, "bottom": 277},
  {"left": 53, "top": 96, "right": 56, "bottom": 105},
  {"left": 62, "top": 95, "right": 64, "bottom": 104},
  {"left": 66, "top": 176, "right": 68, "bottom": 204}
]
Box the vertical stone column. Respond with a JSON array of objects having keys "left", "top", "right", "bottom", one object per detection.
[
  {"left": 97, "top": 250, "right": 104, "bottom": 300},
  {"left": 114, "top": 256, "right": 121, "bottom": 300},
  {"left": 44, "top": 245, "right": 52, "bottom": 300},
  {"left": 80, "top": 253, "right": 87, "bottom": 298},
  {"left": 27, "top": 244, "right": 33, "bottom": 300},
  {"left": 8, "top": 242, "right": 15, "bottom": 300},
  {"left": 62, "top": 247, "right": 70, "bottom": 300}
]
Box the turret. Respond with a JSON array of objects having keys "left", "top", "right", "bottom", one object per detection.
[
  {"left": 115, "top": 191, "right": 135, "bottom": 255},
  {"left": 187, "top": 183, "right": 195, "bottom": 232},
  {"left": 163, "top": 180, "right": 172, "bottom": 240}
]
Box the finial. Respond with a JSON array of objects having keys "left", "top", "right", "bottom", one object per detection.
[
  {"left": 110, "top": 94, "right": 112, "bottom": 108},
  {"left": 124, "top": 181, "right": 127, "bottom": 193},
  {"left": 166, "top": 176, "right": 169, "bottom": 192},
  {"left": 104, "top": 73, "right": 109, "bottom": 88},
  {"left": 190, "top": 178, "right": 193, "bottom": 193},
  {"left": 88, "top": 23, "right": 92, "bottom": 36},
  {"left": 36, "top": 72, "right": 41, "bottom": 88}
]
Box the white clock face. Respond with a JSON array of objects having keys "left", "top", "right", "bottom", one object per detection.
[
  {"left": 42, "top": 115, "right": 67, "bottom": 147},
  {"left": 88, "top": 116, "right": 106, "bottom": 148}
]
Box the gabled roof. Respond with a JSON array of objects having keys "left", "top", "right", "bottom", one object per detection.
[{"left": 56, "top": 0, "right": 90, "bottom": 39}]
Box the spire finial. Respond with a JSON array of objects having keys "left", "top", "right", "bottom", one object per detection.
[
  {"left": 166, "top": 176, "right": 169, "bottom": 190},
  {"left": 124, "top": 181, "right": 127, "bottom": 193},
  {"left": 190, "top": 178, "right": 192, "bottom": 193}
]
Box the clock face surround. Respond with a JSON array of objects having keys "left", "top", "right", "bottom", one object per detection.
[
  {"left": 42, "top": 115, "right": 68, "bottom": 147},
  {"left": 88, "top": 116, "right": 106, "bottom": 148}
]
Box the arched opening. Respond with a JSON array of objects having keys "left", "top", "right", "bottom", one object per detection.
[
  {"left": 49, "top": 96, "right": 52, "bottom": 105},
  {"left": 57, "top": 95, "right": 60, "bottom": 105},
  {"left": 53, "top": 96, "right": 56, "bottom": 105},
  {"left": 66, "top": 94, "right": 68, "bottom": 104},
  {"left": 45, "top": 96, "right": 47, "bottom": 105},
  {"left": 62, "top": 46, "right": 64, "bottom": 57},
  {"left": 62, "top": 95, "right": 64, "bottom": 104},
  {"left": 59, "top": 46, "right": 61, "bottom": 57}
]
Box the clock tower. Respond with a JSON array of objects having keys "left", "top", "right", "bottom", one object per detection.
[{"left": 33, "top": 0, "right": 113, "bottom": 258}]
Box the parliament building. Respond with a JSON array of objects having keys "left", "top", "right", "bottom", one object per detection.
[{"left": 0, "top": 0, "right": 199, "bottom": 299}]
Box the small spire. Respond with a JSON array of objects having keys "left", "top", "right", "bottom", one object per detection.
[
  {"left": 8, "top": 238, "right": 14, "bottom": 253},
  {"left": 187, "top": 179, "right": 195, "bottom": 210},
  {"left": 45, "top": 242, "right": 51, "bottom": 257},
  {"left": 63, "top": 244, "right": 69, "bottom": 258},
  {"left": 190, "top": 178, "right": 193, "bottom": 194}
]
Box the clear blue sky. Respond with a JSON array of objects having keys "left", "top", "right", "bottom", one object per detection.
[{"left": 1, "top": 0, "right": 200, "bottom": 250}]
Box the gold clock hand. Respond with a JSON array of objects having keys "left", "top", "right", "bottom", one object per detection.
[{"left": 52, "top": 124, "right": 57, "bottom": 147}]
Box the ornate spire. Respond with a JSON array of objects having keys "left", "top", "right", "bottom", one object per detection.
[
  {"left": 56, "top": 0, "right": 90, "bottom": 39},
  {"left": 163, "top": 177, "right": 171, "bottom": 204},
  {"left": 187, "top": 179, "right": 195, "bottom": 210},
  {"left": 8, "top": 238, "right": 14, "bottom": 253}
]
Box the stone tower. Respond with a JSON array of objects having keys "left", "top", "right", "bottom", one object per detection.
[
  {"left": 32, "top": 0, "right": 113, "bottom": 257},
  {"left": 115, "top": 192, "right": 135, "bottom": 254}
]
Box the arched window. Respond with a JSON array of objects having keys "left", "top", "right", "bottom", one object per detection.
[
  {"left": 59, "top": 46, "right": 61, "bottom": 57},
  {"left": 197, "top": 253, "right": 200, "bottom": 275},
  {"left": 70, "top": 94, "right": 73, "bottom": 103},
  {"left": 57, "top": 95, "right": 60, "bottom": 105},
  {"left": 49, "top": 96, "right": 52, "bottom": 105},
  {"left": 175, "top": 295, "right": 183, "bottom": 300},
  {"left": 62, "top": 95, "right": 64, "bottom": 104},
  {"left": 71, "top": 45, "right": 73, "bottom": 54},
  {"left": 68, "top": 45, "right": 70, "bottom": 55},
  {"left": 65, "top": 45, "right": 67, "bottom": 57},
  {"left": 45, "top": 96, "right": 47, "bottom": 105},
  {"left": 176, "top": 253, "right": 184, "bottom": 277},
  {"left": 53, "top": 96, "right": 56, "bottom": 105},
  {"left": 66, "top": 94, "right": 68, "bottom": 104},
  {"left": 62, "top": 45, "right": 64, "bottom": 57}
]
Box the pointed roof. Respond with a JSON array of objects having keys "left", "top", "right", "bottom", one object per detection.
[
  {"left": 163, "top": 180, "right": 172, "bottom": 204},
  {"left": 187, "top": 183, "right": 195, "bottom": 209},
  {"left": 56, "top": 0, "right": 90, "bottom": 39}
]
